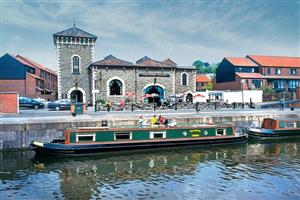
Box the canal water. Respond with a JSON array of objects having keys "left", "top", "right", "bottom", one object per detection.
[{"left": 1, "top": 141, "right": 300, "bottom": 200}]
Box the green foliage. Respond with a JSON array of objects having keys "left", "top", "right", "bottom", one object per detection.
[
  {"left": 192, "top": 60, "right": 219, "bottom": 74},
  {"left": 202, "top": 82, "right": 213, "bottom": 90},
  {"left": 261, "top": 86, "right": 275, "bottom": 93},
  {"left": 96, "top": 98, "right": 106, "bottom": 105}
]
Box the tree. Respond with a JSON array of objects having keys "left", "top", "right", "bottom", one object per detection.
[
  {"left": 202, "top": 82, "right": 213, "bottom": 90},
  {"left": 193, "top": 60, "right": 219, "bottom": 74},
  {"left": 193, "top": 60, "right": 204, "bottom": 73}
]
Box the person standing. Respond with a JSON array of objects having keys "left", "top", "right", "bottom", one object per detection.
[
  {"left": 279, "top": 98, "right": 285, "bottom": 111},
  {"left": 107, "top": 100, "right": 112, "bottom": 112}
]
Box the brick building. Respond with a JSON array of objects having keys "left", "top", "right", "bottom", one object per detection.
[
  {"left": 196, "top": 74, "right": 212, "bottom": 91},
  {"left": 214, "top": 55, "right": 300, "bottom": 92},
  {"left": 54, "top": 25, "right": 196, "bottom": 105},
  {"left": 0, "top": 53, "right": 57, "bottom": 100}
]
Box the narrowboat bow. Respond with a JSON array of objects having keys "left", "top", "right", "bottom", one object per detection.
[
  {"left": 31, "top": 124, "right": 247, "bottom": 156},
  {"left": 248, "top": 118, "right": 300, "bottom": 140}
]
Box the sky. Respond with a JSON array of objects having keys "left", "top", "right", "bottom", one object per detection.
[{"left": 0, "top": 0, "right": 299, "bottom": 71}]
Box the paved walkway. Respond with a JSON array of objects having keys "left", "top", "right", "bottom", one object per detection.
[{"left": 1, "top": 108, "right": 299, "bottom": 124}]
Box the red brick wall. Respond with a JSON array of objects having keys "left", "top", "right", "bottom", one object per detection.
[
  {"left": 213, "top": 78, "right": 241, "bottom": 90},
  {"left": 25, "top": 74, "right": 37, "bottom": 98},
  {"left": 263, "top": 67, "right": 297, "bottom": 76},
  {"left": 0, "top": 80, "right": 26, "bottom": 96},
  {"left": 0, "top": 93, "right": 19, "bottom": 113}
]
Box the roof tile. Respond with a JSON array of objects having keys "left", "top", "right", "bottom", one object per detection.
[{"left": 247, "top": 55, "right": 300, "bottom": 68}]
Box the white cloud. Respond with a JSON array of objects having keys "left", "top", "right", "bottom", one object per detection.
[{"left": 1, "top": 0, "right": 299, "bottom": 69}]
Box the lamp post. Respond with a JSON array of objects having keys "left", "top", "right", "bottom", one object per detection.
[
  {"left": 75, "top": 82, "right": 78, "bottom": 103},
  {"left": 241, "top": 80, "right": 244, "bottom": 109},
  {"left": 153, "top": 78, "right": 157, "bottom": 111}
]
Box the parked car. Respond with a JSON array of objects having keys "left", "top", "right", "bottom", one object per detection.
[
  {"left": 33, "top": 97, "right": 50, "bottom": 107},
  {"left": 48, "top": 99, "right": 71, "bottom": 111},
  {"left": 19, "top": 97, "right": 45, "bottom": 109}
]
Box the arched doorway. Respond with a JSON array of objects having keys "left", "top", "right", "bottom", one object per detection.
[
  {"left": 186, "top": 93, "right": 193, "bottom": 103},
  {"left": 71, "top": 90, "right": 83, "bottom": 103},
  {"left": 144, "top": 85, "right": 165, "bottom": 106}
]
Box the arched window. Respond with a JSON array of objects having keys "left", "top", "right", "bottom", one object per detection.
[
  {"left": 72, "top": 56, "right": 80, "bottom": 74},
  {"left": 181, "top": 73, "right": 188, "bottom": 86},
  {"left": 109, "top": 79, "right": 123, "bottom": 95}
]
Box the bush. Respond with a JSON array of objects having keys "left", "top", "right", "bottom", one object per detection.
[
  {"left": 96, "top": 98, "right": 106, "bottom": 105},
  {"left": 262, "top": 86, "right": 275, "bottom": 93}
]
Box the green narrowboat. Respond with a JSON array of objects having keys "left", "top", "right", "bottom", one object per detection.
[
  {"left": 31, "top": 124, "right": 247, "bottom": 156},
  {"left": 248, "top": 118, "right": 300, "bottom": 139}
]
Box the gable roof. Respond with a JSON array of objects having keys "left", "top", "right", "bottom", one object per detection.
[
  {"left": 161, "top": 58, "right": 177, "bottom": 66},
  {"left": 15, "top": 55, "right": 57, "bottom": 75},
  {"left": 53, "top": 26, "right": 97, "bottom": 40},
  {"left": 91, "top": 55, "right": 134, "bottom": 67},
  {"left": 247, "top": 55, "right": 300, "bottom": 68},
  {"left": 196, "top": 74, "right": 211, "bottom": 82},
  {"left": 225, "top": 57, "right": 258, "bottom": 67},
  {"left": 136, "top": 56, "right": 172, "bottom": 68}
]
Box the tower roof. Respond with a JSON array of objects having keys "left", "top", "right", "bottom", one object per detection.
[{"left": 53, "top": 26, "right": 97, "bottom": 40}]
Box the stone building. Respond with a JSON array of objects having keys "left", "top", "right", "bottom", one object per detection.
[{"left": 54, "top": 25, "right": 196, "bottom": 105}]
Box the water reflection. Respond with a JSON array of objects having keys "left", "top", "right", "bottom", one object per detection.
[{"left": 1, "top": 141, "right": 300, "bottom": 200}]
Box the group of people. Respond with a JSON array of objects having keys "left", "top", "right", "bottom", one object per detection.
[{"left": 138, "top": 115, "right": 177, "bottom": 127}]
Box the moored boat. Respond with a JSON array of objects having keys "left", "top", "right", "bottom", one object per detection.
[
  {"left": 31, "top": 124, "right": 247, "bottom": 156},
  {"left": 248, "top": 118, "right": 300, "bottom": 140}
]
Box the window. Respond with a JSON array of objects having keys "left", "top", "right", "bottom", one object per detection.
[
  {"left": 181, "top": 73, "right": 188, "bottom": 86},
  {"left": 252, "top": 80, "right": 262, "bottom": 88},
  {"left": 109, "top": 79, "right": 123, "bottom": 95},
  {"left": 285, "top": 122, "right": 296, "bottom": 128},
  {"left": 275, "top": 68, "right": 281, "bottom": 75},
  {"left": 76, "top": 133, "right": 96, "bottom": 142},
  {"left": 288, "top": 80, "right": 299, "bottom": 90},
  {"left": 115, "top": 132, "right": 132, "bottom": 140},
  {"left": 290, "top": 69, "right": 297, "bottom": 75},
  {"left": 273, "top": 80, "right": 285, "bottom": 90},
  {"left": 72, "top": 56, "right": 80, "bottom": 74},
  {"left": 216, "top": 128, "right": 226, "bottom": 136},
  {"left": 266, "top": 68, "right": 271, "bottom": 75},
  {"left": 40, "top": 71, "right": 45, "bottom": 78},
  {"left": 150, "top": 131, "right": 166, "bottom": 139}
]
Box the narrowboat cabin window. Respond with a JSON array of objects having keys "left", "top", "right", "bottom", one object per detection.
[
  {"left": 216, "top": 129, "right": 226, "bottom": 136},
  {"left": 150, "top": 131, "right": 166, "bottom": 139},
  {"left": 285, "top": 122, "right": 296, "bottom": 128},
  {"left": 76, "top": 134, "right": 96, "bottom": 142},
  {"left": 115, "top": 132, "right": 132, "bottom": 140}
]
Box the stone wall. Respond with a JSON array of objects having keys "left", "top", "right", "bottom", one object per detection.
[
  {"left": 175, "top": 69, "right": 196, "bottom": 94},
  {"left": 94, "top": 67, "right": 195, "bottom": 104},
  {"left": 1, "top": 112, "right": 297, "bottom": 150},
  {"left": 59, "top": 44, "right": 93, "bottom": 103}
]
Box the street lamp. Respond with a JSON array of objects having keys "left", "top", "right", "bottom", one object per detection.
[
  {"left": 241, "top": 80, "right": 245, "bottom": 109},
  {"left": 153, "top": 78, "right": 157, "bottom": 111}
]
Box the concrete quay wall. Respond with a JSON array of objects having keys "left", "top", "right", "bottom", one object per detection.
[{"left": 0, "top": 112, "right": 298, "bottom": 150}]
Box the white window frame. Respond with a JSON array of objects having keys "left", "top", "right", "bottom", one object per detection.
[
  {"left": 114, "top": 132, "right": 132, "bottom": 140},
  {"left": 216, "top": 128, "right": 226, "bottom": 136},
  {"left": 275, "top": 68, "right": 282, "bottom": 75},
  {"left": 150, "top": 131, "right": 166, "bottom": 139},
  {"left": 180, "top": 72, "right": 189, "bottom": 86},
  {"left": 71, "top": 54, "right": 81, "bottom": 74},
  {"left": 76, "top": 133, "right": 96, "bottom": 142},
  {"left": 106, "top": 76, "right": 125, "bottom": 97}
]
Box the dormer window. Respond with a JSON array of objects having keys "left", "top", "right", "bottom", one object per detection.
[{"left": 72, "top": 55, "right": 80, "bottom": 74}]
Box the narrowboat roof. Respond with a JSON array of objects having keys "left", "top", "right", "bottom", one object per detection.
[
  {"left": 66, "top": 124, "right": 234, "bottom": 132},
  {"left": 263, "top": 117, "right": 300, "bottom": 122}
]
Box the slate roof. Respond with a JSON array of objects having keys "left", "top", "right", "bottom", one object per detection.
[
  {"left": 136, "top": 56, "right": 172, "bottom": 68},
  {"left": 53, "top": 26, "right": 97, "bottom": 39},
  {"left": 161, "top": 58, "right": 177, "bottom": 66},
  {"left": 247, "top": 55, "right": 300, "bottom": 68},
  {"left": 225, "top": 57, "right": 258, "bottom": 67},
  {"left": 91, "top": 55, "right": 134, "bottom": 67}
]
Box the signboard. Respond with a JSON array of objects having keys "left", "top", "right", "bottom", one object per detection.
[{"left": 139, "top": 73, "right": 170, "bottom": 77}]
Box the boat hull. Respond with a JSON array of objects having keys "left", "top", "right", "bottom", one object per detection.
[
  {"left": 248, "top": 128, "right": 300, "bottom": 140},
  {"left": 31, "top": 135, "right": 247, "bottom": 156}
]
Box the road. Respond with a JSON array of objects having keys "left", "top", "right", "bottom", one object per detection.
[{"left": 1, "top": 107, "right": 299, "bottom": 124}]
